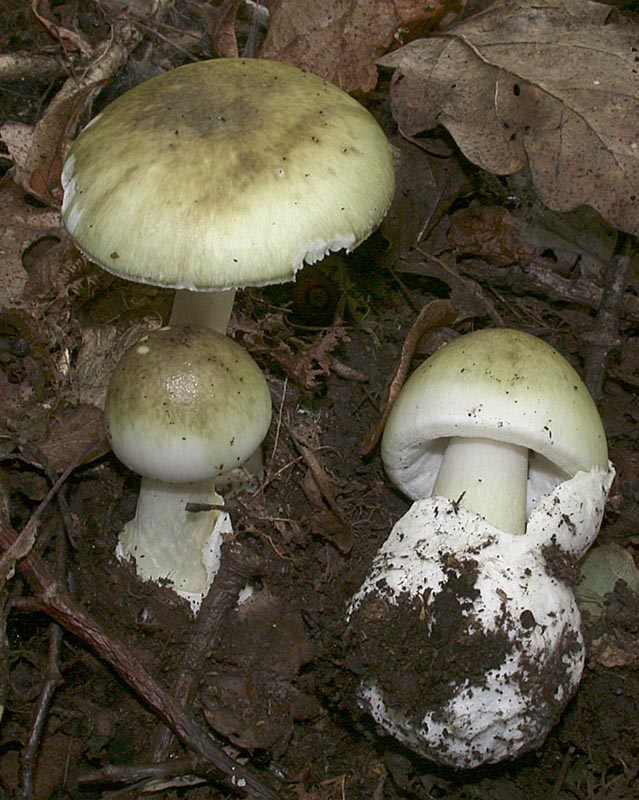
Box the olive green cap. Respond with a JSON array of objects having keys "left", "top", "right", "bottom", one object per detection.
[
  {"left": 104, "top": 325, "right": 272, "bottom": 483},
  {"left": 62, "top": 58, "right": 395, "bottom": 290}
]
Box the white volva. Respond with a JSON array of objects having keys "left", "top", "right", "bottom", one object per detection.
[
  {"left": 348, "top": 465, "right": 614, "bottom": 767},
  {"left": 351, "top": 328, "right": 614, "bottom": 766}
]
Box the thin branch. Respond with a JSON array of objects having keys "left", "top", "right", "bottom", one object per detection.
[
  {"left": 361, "top": 299, "right": 457, "bottom": 456},
  {"left": 18, "top": 444, "right": 76, "bottom": 798},
  {"left": 21, "top": 623, "right": 63, "bottom": 799},
  {"left": 581, "top": 233, "right": 634, "bottom": 400},
  {"left": 0, "top": 515, "right": 279, "bottom": 800},
  {"left": 151, "top": 543, "right": 264, "bottom": 762}
]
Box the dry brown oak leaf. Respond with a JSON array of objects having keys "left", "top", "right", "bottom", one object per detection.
[
  {"left": 379, "top": 0, "right": 639, "bottom": 236},
  {"left": 261, "top": 0, "right": 451, "bottom": 92}
]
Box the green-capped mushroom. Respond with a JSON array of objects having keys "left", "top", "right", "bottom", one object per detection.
[
  {"left": 62, "top": 58, "right": 395, "bottom": 332},
  {"left": 104, "top": 325, "right": 272, "bottom": 609},
  {"left": 381, "top": 328, "right": 609, "bottom": 534}
]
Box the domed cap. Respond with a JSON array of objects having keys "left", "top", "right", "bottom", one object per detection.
[
  {"left": 381, "top": 328, "right": 609, "bottom": 501},
  {"left": 61, "top": 58, "right": 395, "bottom": 291},
  {"left": 104, "top": 325, "right": 272, "bottom": 483}
]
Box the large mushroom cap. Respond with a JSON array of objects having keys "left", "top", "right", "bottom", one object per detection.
[
  {"left": 104, "top": 325, "right": 272, "bottom": 484},
  {"left": 61, "top": 58, "right": 395, "bottom": 291},
  {"left": 381, "top": 328, "right": 609, "bottom": 502}
]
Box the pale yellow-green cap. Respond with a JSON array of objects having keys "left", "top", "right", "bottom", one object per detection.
[
  {"left": 381, "top": 328, "right": 609, "bottom": 500},
  {"left": 61, "top": 58, "right": 395, "bottom": 290}
]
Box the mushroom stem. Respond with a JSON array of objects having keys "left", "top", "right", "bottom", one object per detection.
[
  {"left": 117, "top": 477, "right": 227, "bottom": 600},
  {"left": 169, "top": 289, "right": 236, "bottom": 333},
  {"left": 432, "top": 436, "right": 528, "bottom": 535}
]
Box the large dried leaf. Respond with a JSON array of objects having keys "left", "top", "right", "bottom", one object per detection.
[
  {"left": 381, "top": 136, "right": 471, "bottom": 262},
  {"left": 379, "top": 0, "right": 639, "bottom": 235},
  {"left": 8, "top": 16, "right": 141, "bottom": 204},
  {"left": 0, "top": 186, "right": 61, "bottom": 307},
  {"left": 261, "top": 0, "right": 452, "bottom": 92}
]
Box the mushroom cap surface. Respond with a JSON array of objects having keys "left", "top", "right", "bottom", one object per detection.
[
  {"left": 381, "top": 328, "right": 608, "bottom": 502},
  {"left": 104, "top": 325, "right": 272, "bottom": 483},
  {"left": 61, "top": 58, "right": 395, "bottom": 290}
]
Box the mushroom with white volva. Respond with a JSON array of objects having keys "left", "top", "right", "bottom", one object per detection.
[
  {"left": 104, "top": 325, "right": 272, "bottom": 612},
  {"left": 347, "top": 328, "right": 615, "bottom": 767}
]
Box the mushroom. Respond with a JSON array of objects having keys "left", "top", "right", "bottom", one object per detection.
[
  {"left": 347, "top": 468, "right": 613, "bottom": 767},
  {"left": 61, "top": 57, "right": 395, "bottom": 333},
  {"left": 346, "top": 328, "right": 615, "bottom": 766},
  {"left": 381, "top": 328, "right": 611, "bottom": 534},
  {"left": 104, "top": 325, "right": 272, "bottom": 611}
]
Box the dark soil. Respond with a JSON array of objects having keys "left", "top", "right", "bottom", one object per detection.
[
  {"left": 1, "top": 3, "right": 638, "bottom": 800},
  {"left": 2, "top": 268, "right": 638, "bottom": 799}
]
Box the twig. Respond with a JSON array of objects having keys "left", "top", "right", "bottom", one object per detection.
[
  {"left": 265, "top": 377, "right": 288, "bottom": 487},
  {"left": 449, "top": 256, "right": 639, "bottom": 323},
  {"left": 0, "top": 516, "right": 279, "bottom": 800},
  {"left": 21, "top": 623, "right": 63, "bottom": 799},
  {"left": 151, "top": 543, "right": 264, "bottom": 762},
  {"left": 581, "top": 232, "right": 634, "bottom": 400},
  {"left": 0, "top": 443, "right": 89, "bottom": 583},
  {"left": 18, "top": 443, "right": 77, "bottom": 798},
  {"left": 132, "top": 18, "right": 201, "bottom": 61},
  {"left": 416, "top": 250, "right": 504, "bottom": 324},
  {"left": 361, "top": 299, "right": 457, "bottom": 456},
  {"left": 0, "top": 52, "right": 64, "bottom": 82},
  {"left": 287, "top": 426, "right": 348, "bottom": 527},
  {"left": 549, "top": 745, "right": 575, "bottom": 800},
  {"left": 77, "top": 755, "right": 195, "bottom": 786}
]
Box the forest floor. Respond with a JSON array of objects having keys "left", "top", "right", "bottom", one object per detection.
[{"left": 0, "top": 2, "right": 638, "bottom": 799}]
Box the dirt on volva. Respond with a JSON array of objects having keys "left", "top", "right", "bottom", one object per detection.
[{"left": 1, "top": 2, "right": 638, "bottom": 800}]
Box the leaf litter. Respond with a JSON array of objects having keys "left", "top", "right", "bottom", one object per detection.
[
  {"left": 379, "top": 0, "right": 639, "bottom": 235},
  {"left": 0, "top": 0, "right": 638, "bottom": 798}
]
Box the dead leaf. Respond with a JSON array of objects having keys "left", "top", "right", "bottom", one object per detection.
[
  {"left": 0, "top": 122, "right": 33, "bottom": 172},
  {"left": 381, "top": 136, "right": 471, "bottom": 263},
  {"left": 10, "top": 16, "right": 141, "bottom": 204},
  {"left": 261, "top": 0, "right": 453, "bottom": 93},
  {"left": 206, "top": 0, "right": 242, "bottom": 58},
  {"left": 72, "top": 321, "right": 160, "bottom": 409},
  {"left": 285, "top": 327, "right": 351, "bottom": 390},
  {"left": 0, "top": 186, "right": 61, "bottom": 307},
  {"left": 18, "top": 82, "right": 99, "bottom": 205},
  {"left": 236, "top": 312, "right": 351, "bottom": 390},
  {"left": 447, "top": 206, "right": 536, "bottom": 266},
  {"left": 37, "top": 404, "right": 108, "bottom": 473},
  {"left": 379, "top": 0, "right": 639, "bottom": 235},
  {"left": 591, "top": 631, "right": 639, "bottom": 669},
  {"left": 31, "top": 0, "right": 93, "bottom": 56},
  {"left": 0, "top": 309, "right": 60, "bottom": 452}
]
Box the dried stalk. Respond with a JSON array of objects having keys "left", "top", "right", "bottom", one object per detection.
[
  {"left": 361, "top": 299, "right": 457, "bottom": 456},
  {"left": 151, "top": 544, "right": 264, "bottom": 762}
]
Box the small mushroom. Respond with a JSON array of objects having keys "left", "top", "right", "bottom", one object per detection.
[
  {"left": 61, "top": 58, "right": 395, "bottom": 332},
  {"left": 104, "top": 325, "right": 271, "bottom": 611},
  {"left": 347, "top": 328, "right": 615, "bottom": 767}
]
